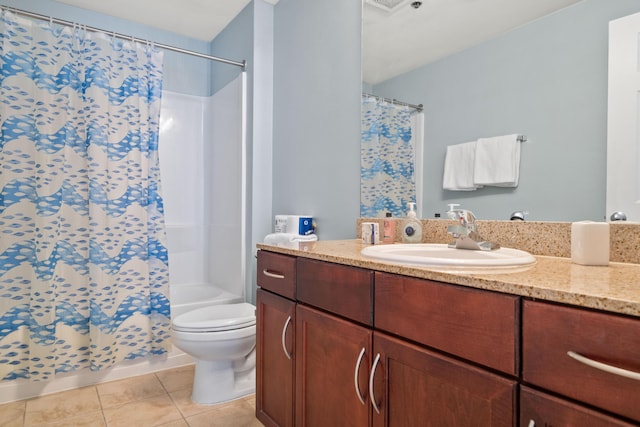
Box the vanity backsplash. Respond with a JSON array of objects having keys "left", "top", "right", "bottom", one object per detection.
[{"left": 357, "top": 219, "right": 640, "bottom": 264}]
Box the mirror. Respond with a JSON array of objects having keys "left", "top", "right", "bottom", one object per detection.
[{"left": 362, "top": 0, "right": 640, "bottom": 222}]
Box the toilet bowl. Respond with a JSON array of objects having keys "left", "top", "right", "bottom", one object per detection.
[{"left": 171, "top": 302, "right": 256, "bottom": 405}]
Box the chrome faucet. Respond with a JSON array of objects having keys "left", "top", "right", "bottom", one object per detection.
[{"left": 446, "top": 204, "right": 500, "bottom": 251}]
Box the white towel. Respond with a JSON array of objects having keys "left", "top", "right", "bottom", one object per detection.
[
  {"left": 263, "top": 233, "right": 318, "bottom": 245},
  {"left": 473, "top": 134, "right": 521, "bottom": 187},
  {"left": 442, "top": 141, "right": 481, "bottom": 191}
]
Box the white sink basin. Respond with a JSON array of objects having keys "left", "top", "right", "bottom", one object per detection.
[{"left": 361, "top": 243, "right": 536, "bottom": 271}]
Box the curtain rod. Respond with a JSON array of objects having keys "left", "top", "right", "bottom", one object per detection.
[
  {"left": 362, "top": 92, "right": 423, "bottom": 112},
  {"left": 1, "top": 5, "right": 246, "bottom": 70}
]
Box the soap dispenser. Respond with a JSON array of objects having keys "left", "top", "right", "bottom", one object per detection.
[{"left": 401, "top": 203, "right": 422, "bottom": 243}]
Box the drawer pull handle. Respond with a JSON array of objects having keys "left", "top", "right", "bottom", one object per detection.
[
  {"left": 354, "top": 347, "right": 366, "bottom": 405},
  {"left": 567, "top": 351, "right": 640, "bottom": 381},
  {"left": 282, "top": 316, "right": 292, "bottom": 360},
  {"left": 369, "top": 353, "right": 382, "bottom": 414},
  {"left": 263, "top": 269, "right": 285, "bottom": 279}
]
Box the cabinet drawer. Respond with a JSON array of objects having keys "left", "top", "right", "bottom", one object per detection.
[
  {"left": 297, "top": 258, "right": 373, "bottom": 325},
  {"left": 520, "top": 386, "right": 635, "bottom": 427},
  {"left": 257, "top": 251, "right": 297, "bottom": 299},
  {"left": 375, "top": 272, "right": 520, "bottom": 375},
  {"left": 523, "top": 300, "right": 640, "bottom": 422}
]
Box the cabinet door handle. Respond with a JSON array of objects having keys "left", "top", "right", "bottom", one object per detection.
[
  {"left": 263, "top": 269, "right": 285, "bottom": 279},
  {"left": 527, "top": 420, "right": 535, "bottom": 427},
  {"left": 369, "top": 353, "right": 381, "bottom": 414},
  {"left": 281, "top": 316, "right": 292, "bottom": 360},
  {"left": 567, "top": 351, "right": 640, "bottom": 381},
  {"left": 354, "top": 347, "right": 366, "bottom": 405}
]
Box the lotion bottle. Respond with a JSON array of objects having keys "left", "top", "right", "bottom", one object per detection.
[
  {"left": 382, "top": 212, "right": 395, "bottom": 243},
  {"left": 402, "top": 203, "right": 423, "bottom": 243}
]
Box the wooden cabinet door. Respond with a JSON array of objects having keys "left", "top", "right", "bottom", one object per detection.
[
  {"left": 256, "top": 289, "right": 296, "bottom": 427},
  {"left": 371, "top": 332, "right": 516, "bottom": 427},
  {"left": 520, "top": 386, "right": 637, "bottom": 427},
  {"left": 295, "top": 304, "right": 372, "bottom": 427}
]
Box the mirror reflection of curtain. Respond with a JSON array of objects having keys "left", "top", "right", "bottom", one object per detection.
[
  {"left": 361, "top": 96, "right": 417, "bottom": 217},
  {"left": 0, "top": 10, "right": 170, "bottom": 381}
]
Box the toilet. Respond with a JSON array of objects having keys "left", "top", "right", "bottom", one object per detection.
[{"left": 171, "top": 302, "right": 256, "bottom": 405}]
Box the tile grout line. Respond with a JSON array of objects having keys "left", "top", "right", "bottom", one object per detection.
[
  {"left": 154, "top": 371, "right": 190, "bottom": 426},
  {"left": 94, "top": 384, "right": 111, "bottom": 427}
]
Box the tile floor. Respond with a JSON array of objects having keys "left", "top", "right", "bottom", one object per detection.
[{"left": 0, "top": 365, "right": 262, "bottom": 427}]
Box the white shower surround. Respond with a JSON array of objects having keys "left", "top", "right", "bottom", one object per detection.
[
  {"left": 0, "top": 75, "right": 247, "bottom": 404},
  {"left": 161, "top": 78, "right": 246, "bottom": 299}
]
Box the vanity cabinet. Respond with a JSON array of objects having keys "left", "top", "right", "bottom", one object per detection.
[
  {"left": 522, "top": 300, "right": 640, "bottom": 424},
  {"left": 257, "top": 251, "right": 518, "bottom": 426},
  {"left": 257, "top": 249, "right": 639, "bottom": 426}
]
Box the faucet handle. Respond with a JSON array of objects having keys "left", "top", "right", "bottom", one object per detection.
[
  {"left": 464, "top": 209, "right": 477, "bottom": 222},
  {"left": 446, "top": 204, "right": 461, "bottom": 221},
  {"left": 445, "top": 205, "right": 498, "bottom": 251},
  {"left": 447, "top": 205, "right": 477, "bottom": 233},
  {"left": 447, "top": 204, "right": 475, "bottom": 222}
]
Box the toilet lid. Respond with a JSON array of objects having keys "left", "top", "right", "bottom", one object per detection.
[{"left": 172, "top": 303, "right": 256, "bottom": 332}]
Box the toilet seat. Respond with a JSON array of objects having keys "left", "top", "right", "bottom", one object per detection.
[{"left": 172, "top": 302, "right": 256, "bottom": 332}]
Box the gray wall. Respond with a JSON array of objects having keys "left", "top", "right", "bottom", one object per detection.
[
  {"left": 210, "top": 3, "right": 253, "bottom": 95},
  {"left": 272, "top": 0, "right": 362, "bottom": 239},
  {"left": 373, "top": 0, "right": 640, "bottom": 222},
  {"left": 249, "top": 1, "right": 275, "bottom": 303}
]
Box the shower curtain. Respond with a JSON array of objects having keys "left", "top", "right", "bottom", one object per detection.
[
  {"left": 361, "top": 95, "right": 416, "bottom": 218},
  {"left": 0, "top": 11, "right": 170, "bottom": 381}
]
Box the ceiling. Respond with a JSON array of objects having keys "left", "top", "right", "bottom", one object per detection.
[
  {"left": 54, "top": 0, "right": 584, "bottom": 85},
  {"left": 54, "top": 0, "right": 271, "bottom": 41},
  {"left": 363, "top": 0, "right": 584, "bottom": 84}
]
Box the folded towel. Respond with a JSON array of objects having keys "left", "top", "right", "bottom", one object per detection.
[
  {"left": 442, "top": 141, "right": 481, "bottom": 191},
  {"left": 473, "top": 134, "right": 521, "bottom": 187},
  {"left": 263, "top": 233, "right": 318, "bottom": 245}
]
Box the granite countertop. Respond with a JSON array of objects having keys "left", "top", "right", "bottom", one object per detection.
[{"left": 257, "top": 239, "right": 640, "bottom": 318}]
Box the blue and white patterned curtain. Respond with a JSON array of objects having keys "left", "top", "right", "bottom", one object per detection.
[
  {"left": 0, "top": 11, "right": 170, "bottom": 381},
  {"left": 361, "top": 96, "right": 416, "bottom": 217}
]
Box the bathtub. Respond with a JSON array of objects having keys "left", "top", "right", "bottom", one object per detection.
[{"left": 170, "top": 283, "right": 244, "bottom": 318}]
